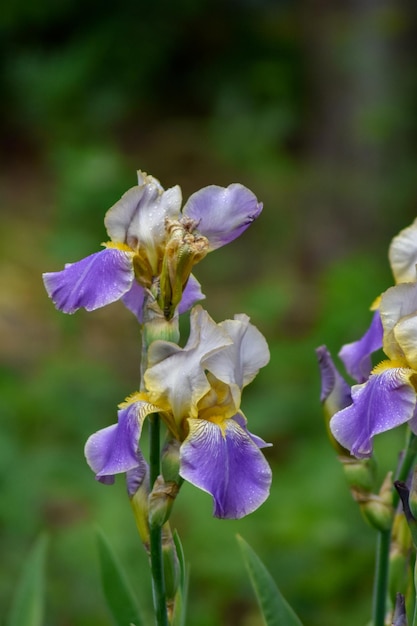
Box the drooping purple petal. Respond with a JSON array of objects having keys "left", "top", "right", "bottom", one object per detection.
[
  {"left": 121, "top": 280, "right": 147, "bottom": 322},
  {"left": 178, "top": 274, "right": 206, "bottom": 315},
  {"left": 84, "top": 398, "right": 157, "bottom": 483},
  {"left": 232, "top": 412, "right": 272, "bottom": 449},
  {"left": 43, "top": 248, "right": 134, "bottom": 314},
  {"left": 330, "top": 365, "right": 417, "bottom": 458},
  {"left": 316, "top": 345, "right": 352, "bottom": 410},
  {"left": 180, "top": 415, "right": 272, "bottom": 519},
  {"left": 338, "top": 311, "right": 383, "bottom": 383},
  {"left": 182, "top": 184, "right": 262, "bottom": 250}
]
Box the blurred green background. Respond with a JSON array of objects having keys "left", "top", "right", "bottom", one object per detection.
[{"left": 1, "top": 1, "right": 417, "bottom": 624}]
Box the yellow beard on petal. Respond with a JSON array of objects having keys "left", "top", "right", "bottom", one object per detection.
[
  {"left": 371, "top": 358, "right": 410, "bottom": 375},
  {"left": 205, "top": 414, "right": 228, "bottom": 437}
]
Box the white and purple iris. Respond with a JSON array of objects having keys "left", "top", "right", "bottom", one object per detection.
[
  {"left": 319, "top": 218, "right": 417, "bottom": 459},
  {"left": 43, "top": 171, "right": 263, "bottom": 321},
  {"left": 85, "top": 306, "right": 272, "bottom": 519}
]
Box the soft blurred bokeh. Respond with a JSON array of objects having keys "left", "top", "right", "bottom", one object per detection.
[{"left": 2, "top": 1, "right": 417, "bottom": 624}]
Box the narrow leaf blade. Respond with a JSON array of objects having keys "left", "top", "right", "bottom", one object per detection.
[
  {"left": 7, "top": 534, "right": 48, "bottom": 626},
  {"left": 171, "top": 531, "right": 189, "bottom": 626},
  {"left": 237, "top": 535, "right": 304, "bottom": 626},
  {"left": 96, "top": 528, "right": 145, "bottom": 626}
]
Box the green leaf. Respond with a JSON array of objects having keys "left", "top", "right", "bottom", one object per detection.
[
  {"left": 237, "top": 535, "right": 304, "bottom": 626},
  {"left": 171, "top": 531, "right": 189, "bottom": 626},
  {"left": 96, "top": 528, "right": 145, "bottom": 626},
  {"left": 6, "top": 534, "right": 48, "bottom": 626}
]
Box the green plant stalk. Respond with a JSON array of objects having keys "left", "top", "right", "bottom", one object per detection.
[
  {"left": 372, "top": 529, "right": 391, "bottom": 626},
  {"left": 149, "top": 413, "right": 168, "bottom": 626},
  {"left": 141, "top": 296, "right": 180, "bottom": 626},
  {"left": 372, "top": 431, "right": 417, "bottom": 626}
]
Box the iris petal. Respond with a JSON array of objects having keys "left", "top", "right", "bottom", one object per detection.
[
  {"left": 178, "top": 275, "right": 206, "bottom": 315},
  {"left": 145, "top": 306, "right": 231, "bottom": 420},
  {"left": 330, "top": 366, "right": 416, "bottom": 458},
  {"left": 338, "top": 311, "right": 383, "bottom": 383},
  {"left": 203, "top": 314, "right": 269, "bottom": 402},
  {"left": 389, "top": 218, "right": 417, "bottom": 284},
  {"left": 84, "top": 398, "right": 158, "bottom": 483},
  {"left": 380, "top": 283, "right": 417, "bottom": 365},
  {"left": 121, "top": 280, "right": 147, "bottom": 321},
  {"left": 180, "top": 414, "right": 272, "bottom": 519},
  {"left": 316, "top": 345, "right": 352, "bottom": 411},
  {"left": 182, "top": 184, "right": 262, "bottom": 250},
  {"left": 43, "top": 248, "right": 134, "bottom": 313},
  {"left": 104, "top": 181, "right": 182, "bottom": 272}
]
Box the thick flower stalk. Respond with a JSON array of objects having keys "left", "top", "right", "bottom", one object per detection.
[
  {"left": 43, "top": 171, "right": 262, "bottom": 322},
  {"left": 85, "top": 306, "right": 272, "bottom": 519}
]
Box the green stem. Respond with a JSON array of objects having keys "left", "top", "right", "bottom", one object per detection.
[
  {"left": 372, "top": 529, "right": 390, "bottom": 626},
  {"left": 371, "top": 431, "right": 417, "bottom": 626},
  {"left": 149, "top": 413, "right": 168, "bottom": 626}
]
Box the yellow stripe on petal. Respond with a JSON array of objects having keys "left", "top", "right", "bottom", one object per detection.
[{"left": 102, "top": 241, "right": 134, "bottom": 253}]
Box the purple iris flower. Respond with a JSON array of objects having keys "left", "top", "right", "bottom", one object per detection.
[
  {"left": 85, "top": 306, "right": 272, "bottom": 519},
  {"left": 43, "top": 171, "right": 262, "bottom": 322},
  {"left": 329, "top": 282, "right": 417, "bottom": 458}
]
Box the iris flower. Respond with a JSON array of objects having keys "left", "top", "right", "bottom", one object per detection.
[
  {"left": 43, "top": 171, "right": 263, "bottom": 321},
  {"left": 337, "top": 219, "right": 417, "bottom": 384},
  {"left": 85, "top": 306, "right": 272, "bottom": 519},
  {"left": 330, "top": 280, "right": 417, "bottom": 458}
]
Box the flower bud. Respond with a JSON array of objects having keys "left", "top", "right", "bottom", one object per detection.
[
  {"left": 161, "top": 524, "right": 180, "bottom": 615},
  {"left": 389, "top": 513, "right": 412, "bottom": 607},
  {"left": 341, "top": 456, "right": 377, "bottom": 495},
  {"left": 161, "top": 438, "right": 181, "bottom": 484},
  {"left": 159, "top": 219, "right": 209, "bottom": 320},
  {"left": 360, "top": 473, "right": 394, "bottom": 532},
  {"left": 361, "top": 497, "right": 393, "bottom": 532},
  {"left": 392, "top": 593, "right": 408, "bottom": 626},
  {"left": 408, "top": 466, "right": 417, "bottom": 521},
  {"left": 149, "top": 475, "right": 180, "bottom": 528},
  {"left": 129, "top": 475, "right": 151, "bottom": 554}
]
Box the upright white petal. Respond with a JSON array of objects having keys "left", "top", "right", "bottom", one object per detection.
[
  {"left": 389, "top": 218, "right": 417, "bottom": 284},
  {"left": 203, "top": 315, "right": 270, "bottom": 392},
  {"left": 145, "top": 307, "right": 232, "bottom": 421},
  {"left": 380, "top": 282, "right": 417, "bottom": 364}
]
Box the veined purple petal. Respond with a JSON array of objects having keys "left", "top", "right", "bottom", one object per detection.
[
  {"left": 330, "top": 366, "right": 416, "bottom": 458},
  {"left": 43, "top": 248, "right": 134, "bottom": 314},
  {"left": 338, "top": 311, "right": 383, "bottom": 383},
  {"left": 316, "top": 345, "right": 352, "bottom": 412},
  {"left": 122, "top": 280, "right": 146, "bottom": 322},
  {"left": 182, "top": 184, "right": 262, "bottom": 250},
  {"left": 232, "top": 412, "right": 272, "bottom": 449},
  {"left": 84, "top": 398, "right": 157, "bottom": 483},
  {"left": 180, "top": 415, "right": 272, "bottom": 519},
  {"left": 178, "top": 275, "right": 206, "bottom": 315}
]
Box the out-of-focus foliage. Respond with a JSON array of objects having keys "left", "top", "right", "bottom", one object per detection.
[{"left": 1, "top": 0, "right": 417, "bottom": 624}]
